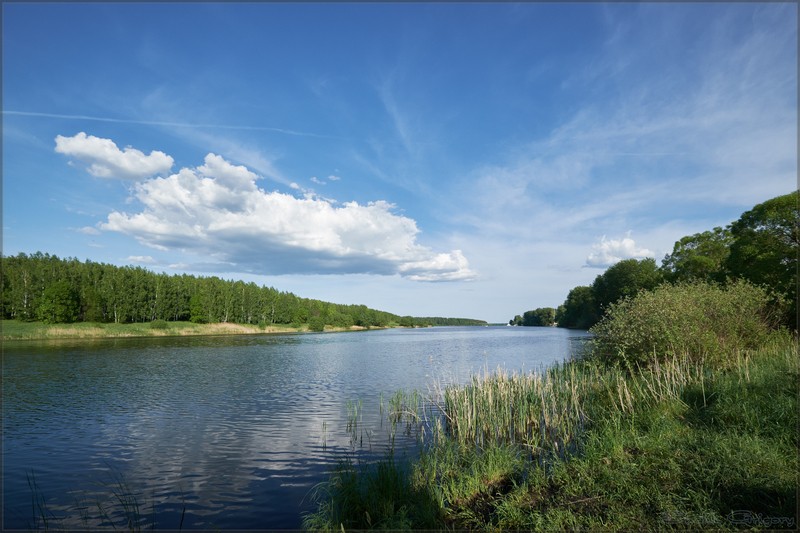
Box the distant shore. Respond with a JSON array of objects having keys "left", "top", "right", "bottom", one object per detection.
[{"left": 1, "top": 319, "right": 376, "bottom": 341}]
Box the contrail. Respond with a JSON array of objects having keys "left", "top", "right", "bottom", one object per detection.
[{"left": 2, "top": 110, "right": 340, "bottom": 139}]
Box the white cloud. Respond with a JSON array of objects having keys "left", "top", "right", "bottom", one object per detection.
[
  {"left": 310, "top": 176, "right": 325, "bottom": 185},
  {"left": 100, "top": 152, "right": 475, "bottom": 282},
  {"left": 327, "top": 175, "right": 341, "bottom": 181},
  {"left": 55, "top": 132, "right": 174, "bottom": 179},
  {"left": 77, "top": 226, "right": 101, "bottom": 235},
  {"left": 585, "top": 234, "right": 654, "bottom": 268},
  {"left": 128, "top": 255, "right": 156, "bottom": 264}
]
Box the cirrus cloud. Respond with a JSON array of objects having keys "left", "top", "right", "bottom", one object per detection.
[
  {"left": 55, "top": 132, "right": 174, "bottom": 179},
  {"left": 92, "top": 148, "right": 474, "bottom": 282}
]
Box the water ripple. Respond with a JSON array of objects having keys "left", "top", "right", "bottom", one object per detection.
[{"left": 4, "top": 327, "right": 590, "bottom": 529}]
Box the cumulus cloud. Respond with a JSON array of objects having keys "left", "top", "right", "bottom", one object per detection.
[
  {"left": 100, "top": 152, "right": 475, "bottom": 282},
  {"left": 55, "top": 132, "right": 174, "bottom": 179},
  {"left": 585, "top": 234, "right": 654, "bottom": 268}
]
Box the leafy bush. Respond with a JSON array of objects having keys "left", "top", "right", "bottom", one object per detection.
[
  {"left": 308, "top": 316, "right": 326, "bottom": 332},
  {"left": 149, "top": 319, "right": 169, "bottom": 330},
  {"left": 590, "top": 280, "right": 784, "bottom": 367}
]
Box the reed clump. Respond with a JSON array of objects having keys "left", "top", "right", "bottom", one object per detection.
[{"left": 436, "top": 363, "right": 589, "bottom": 461}]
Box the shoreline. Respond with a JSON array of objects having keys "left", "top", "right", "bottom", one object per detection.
[{"left": 0, "top": 319, "right": 379, "bottom": 341}]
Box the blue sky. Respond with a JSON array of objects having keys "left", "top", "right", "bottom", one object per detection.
[{"left": 3, "top": 2, "right": 797, "bottom": 323}]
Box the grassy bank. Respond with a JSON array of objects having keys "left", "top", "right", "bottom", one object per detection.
[
  {"left": 304, "top": 333, "right": 798, "bottom": 530},
  {"left": 0, "top": 319, "right": 371, "bottom": 341}
]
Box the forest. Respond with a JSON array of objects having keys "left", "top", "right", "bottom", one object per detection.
[
  {"left": 0, "top": 253, "right": 486, "bottom": 329},
  {"left": 510, "top": 191, "right": 798, "bottom": 330}
]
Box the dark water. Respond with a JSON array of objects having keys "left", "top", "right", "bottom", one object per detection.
[{"left": 3, "top": 326, "right": 590, "bottom": 530}]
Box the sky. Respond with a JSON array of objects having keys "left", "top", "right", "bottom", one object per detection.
[{"left": 2, "top": 2, "right": 797, "bottom": 323}]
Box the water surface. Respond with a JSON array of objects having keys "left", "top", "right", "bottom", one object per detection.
[{"left": 3, "top": 326, "right": 590, "bottom": 529}]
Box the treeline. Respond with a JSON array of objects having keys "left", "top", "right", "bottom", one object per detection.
[
  {"left": 408, "top": 317, "right": 488, "bottom": 327},
  {"left": 511, "top": 191, "right": 798, "bottom": 330},
  {"left": 509, "top": 308, "right": 556, "bottom": 327},
  {"left": 0, "top": 253, "right": 483, "bottom": 329}
]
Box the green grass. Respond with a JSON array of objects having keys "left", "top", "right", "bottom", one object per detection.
[
  {"left": 304, "top": 333, "right": 798, "bottom": 530},
  {"left": 0, "top": 319, "right": 395, "bottom": 340},
  {"left": 1, "top": 319, "right": 303, "bottom": 340}
]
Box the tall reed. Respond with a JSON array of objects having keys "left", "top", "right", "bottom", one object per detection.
[{"left": 431, "top": 363, "right": 591, "bottom": 462}]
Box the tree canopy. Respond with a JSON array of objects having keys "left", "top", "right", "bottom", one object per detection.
[
  {"left": 661, "top": 226, "right": 733, "bottom": 283},
  {"left": 726, "top": 191, "right": 798, "bottom": 327},
  {"left": 591, "top": 258, "right": 664, "bottom": 316},
  {"left": 509, "top": 307, "right": 556, "bottom": 327},
  {"left": 554, "top": 286, "right": 597, "bottom": 329}
]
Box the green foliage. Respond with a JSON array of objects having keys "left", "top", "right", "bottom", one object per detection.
[
  {"left": 520, "top": 307, "right": 555, "bottom": 326},
  {"left": 522, "top": 259, "right": 662, "bottom": 332},
  {"left": 81, "top": 285, "right": 106, "bottom": 322},
  {"left": 36, "top": 280, "right": 80, "bottom": 324},
  {"left": 188, "top": 294, "right": 208, "bottom": 323},
  {"left": 308, "top": 316, "right": 326, "bottom": 332},
  {"left": 726, "top": 190, "right": 799, "bottom": 328},
  {"left": 554, "top": 285, "right": 597, "bottom": 329},
  {"left": 149, "top": 319, "right": 169, "bottom": 330},
  {"left": 660, "top": 226, "right": 733, "bottom": 283},
  {"left": 411, "top": 317, "right": 488, "bottom": 326},
  {"left": 399, "top": 316, "right": 415, "bottom": 327},
  {"left": 591, "top": 258, "right": 663, "bottom": 316},
  {"left": 590, "top": 280, "right": 784, "bottom": 367},
  {"left": 329, "top": 311, "right": 354, "bottom": 328},
  {"left": 304, "top": 457, "right": 442, "bottom": 530}
]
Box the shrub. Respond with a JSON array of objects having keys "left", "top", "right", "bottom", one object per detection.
[
  {"left": 590, "top": 280, "right": 784, "bottom": 367},
  {"left": 308, "top": 316, "right": 326, "bottom": 332},
  {"left": 149, "top": 319, "right": 169, "bottom": 330}
]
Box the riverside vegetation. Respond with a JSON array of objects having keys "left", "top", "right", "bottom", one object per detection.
[
  {"left": 304, "top": 281, "right": 797, "bottom": 530},
  {"left": 304, "top": 191, "right": 798, "bottom": 530}
]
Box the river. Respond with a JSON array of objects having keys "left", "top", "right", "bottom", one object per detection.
[{"left": 3, "top": 326, "right": 590, "bottom": 529}]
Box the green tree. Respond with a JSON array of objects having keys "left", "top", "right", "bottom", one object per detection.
[
  {"left": 725, "top": 191, "right": 799, "bottom": 328},
  {"left": 330, "top": 311, "right": 354, "bottom": 328},
  {"left": 661, "top": 226, "right": 733, "bottom": 283},
  {"left": 556, "top": 286, "right": 598, "bottom": 329},
  {"left": 2, "top": 253, "right": 39, "bottom": 319},
  {"left": 37, "top": 280, "right": 80, "bottom": 323},
  {"left": 521, "top": 307, "right": 556, "bottom": 326},
  {"left": 399, "top": 316, "right": 415, "bottom": 327},
  {"left": 189, "top": 293, "right": 208, "bottom": 323},
  {"left": 592, "top": 258, "right": 663, "bottom": 317},
  {"left": 308, "top": 315, "right": 326, "bottom": 332},
  {"left": 81, "top": 285, "right": 106, "bottom": 322}
]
